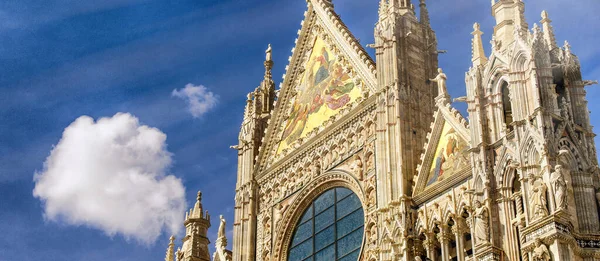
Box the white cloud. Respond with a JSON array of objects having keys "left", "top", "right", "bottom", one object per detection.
[
  {"left": 172, "top": 84, "right": 218, "bottom": 118},
  {"left": 33, "top": 113, "right": 186, "bottom": 245}
]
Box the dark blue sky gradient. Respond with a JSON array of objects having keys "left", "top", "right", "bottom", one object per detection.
[{"left": 0, "top": 0, "right": 598, "bottom": 260}]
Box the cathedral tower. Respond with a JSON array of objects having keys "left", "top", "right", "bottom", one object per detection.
[
  {"left": 232, "top": 45, "right": 276, "bottom": 261},
  {"left": 463, "top": 1, "right": 600, "bottom": 260},
  {"left": 176, "top": 192, "right": 212, "bottom": 261},
  {"left": 372, "top": 0, "right": 438, "bottom": 205}
]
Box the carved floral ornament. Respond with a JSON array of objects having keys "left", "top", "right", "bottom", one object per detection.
[{"left": 270, "top": 170, "right": 367, "bottom": 261}]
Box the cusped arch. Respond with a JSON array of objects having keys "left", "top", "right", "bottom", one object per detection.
[
  {"left": 558, "top": 138, "right": 587, "bottom": 172},
  {"left": 494, "top": 148, "right": 515, "bottom": 186},
  {"left": 482, "top": 61, "right": 508, "bottom": 93},
  {"left": 491, "top": 74, "right": 511, "bottom": 96},
  {"left": 521, "top": 137, "right": 542, "bottom": 167},
  {"left": 502, "top": 160, "right": 520, "bottom": 190},
  {"left": 442, "top": 203, "right": 457, "bottom": 225},
  {"left": 509, "top": 49, "right": 531, "bottom": 72}
]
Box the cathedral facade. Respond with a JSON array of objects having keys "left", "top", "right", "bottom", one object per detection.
[{"left": 167, "top": 0, "right": 600, "bottom": 260}]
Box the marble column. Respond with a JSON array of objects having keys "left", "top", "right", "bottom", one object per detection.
[
  {"left": 452, "top": 221, "right": 465, "bottom": 261},
  {"left": 437, "top": 227, "right": 452, "bottom": 261},
  {"left": 423, "top": 232, "right": 437, "bottom": 260}
]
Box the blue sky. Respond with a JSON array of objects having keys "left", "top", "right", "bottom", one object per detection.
[{"left": 0, "top": 0, "right": 598, "bottom": 260}]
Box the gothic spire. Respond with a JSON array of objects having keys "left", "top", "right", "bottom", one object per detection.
[
  {"left": 514, "top": 0, "right": 528, "bottom": 35},
  {"left": 165, "top": 236, "right": 175, "bottom": 261},
  {"left": 264, "top": 44, "right": 273, "bottom": 80},
  {"left": 471, "top": 23, "right": 488, "bottom": 67},
  {"left": 540, "top": 10, "right": 558, "bottom": 50},
  {"left": 419, "top": 0, "right": 430, "bottom": 26},
  {"left": 190, "top": 191, "right": 204, "bottom": 218},
  {"left": 180, "top": 191, "right": 211, "bottom": 261},
  {"left": 259, "top": 44, "right": 276, "bottom": 114}
]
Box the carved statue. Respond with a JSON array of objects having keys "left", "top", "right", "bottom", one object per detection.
[
  {"left": 368, "top": 188, "right": 376, "bottom": 206},
  {"left": 532, "top": 238, "right": 551, "bottom": 261},
  {"left": 218, "top": 215, "right": 226, "bottom": 239},
  {"left": 429, "top": 68, "right": 448, "bottom": 96},
  {"left": 274, "top": 203, "right": 287, "bottom": 229},
  {"left": 369, "top": 224, "right": 378, "bottom": 246},
  {"left": 530, "top": 175, "right": 549, "bottom": 219},
  {"left": 310, "top": 161, "right": 321, "bottom": 177},
  {"left": 551, "top": 165, "right": 568, "bottom": 211},
  {"left": 366, "top": 152, "right": 375, "bottom": 171},
  {"left": 176, "top": 248, "right": 184, "bottom": 261},
  {"left": 265, "top": 44, "right": 272, "bottom": 61},
  {"left": 474, "top": 201, "right": 490, "bottom": 244},
  {"left": 351, "top": 155, "right": 364, "bottom": 180}
]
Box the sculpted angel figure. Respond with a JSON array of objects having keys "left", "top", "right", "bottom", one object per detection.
[
  {"left": 474, "top": 200, "right": 490, "bottom": 244},
  {"left": 218, "top": 215, "right": 226, "bottom": 239},
  {"left": 532, "top": 238, "right": 551, "bottom": 261},
  {"left": 530, "top": 175, "right": 549, "bottom": 219},
  {"left": 350, "top": 155, "right": 364, "bottom": 180},
  {"left": 429, "top": 68, "right": 448, "bottom": 96},
  {"left": 176, "top": 248, "right": 184, "bottom": 261},
  {"left": 551, "top": 165, "right": 568, "bottom": 211},
  {"left": 265, "top": 44, "right": 272, "bottom": 61}
]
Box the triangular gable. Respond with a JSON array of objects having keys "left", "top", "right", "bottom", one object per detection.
[
  {"left": 413, "top": 98, "right": 471, "bottom": 199},
  {"left": 255, "top": 0, "right": 377, "bottom": 172}
]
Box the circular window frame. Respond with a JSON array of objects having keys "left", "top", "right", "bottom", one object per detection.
[{"left": 273, "top": 170, "right": 366, "bottom": 261}]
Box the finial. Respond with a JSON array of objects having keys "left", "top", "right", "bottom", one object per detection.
[
  {"left": 197, "top": 191, "right": 202, "bottom": 202},
  {"left": 165, "top": 235, "right": 176, "bottom": 261},
  {"left": 564, "top": 40, "right": 571, "bottom": 52},
  {"left": 540, "top": 10, "right": 558, "bottom": 50},
  {"left": 471, "top": 22, "right": 488, "bottom": 66},
  {"left": 532, "top": 23, "right": 541, "bottom": 34},
  {"left": 419, "top": 0, "right": 430, "bottom": 26}
]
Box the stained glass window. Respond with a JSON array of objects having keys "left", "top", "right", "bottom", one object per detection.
[{"left": 288, "top": 187, "right": 364, "bottom": 261}]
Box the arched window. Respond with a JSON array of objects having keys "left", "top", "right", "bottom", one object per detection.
[
  {"left": 288, "top": 187, "right": 364, "bottom": 261},
  {"left": 501, "top": 82, "right": 514, "bottom": 131}
]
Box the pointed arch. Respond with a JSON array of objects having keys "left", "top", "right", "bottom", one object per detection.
[{"left": 557, "top": 138, "right": 587, "bottom": 172}]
